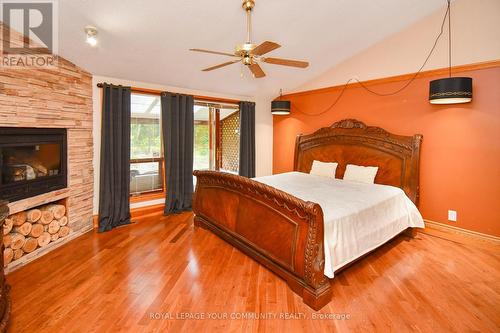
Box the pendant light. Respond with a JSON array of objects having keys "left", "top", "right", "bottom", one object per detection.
[
  {"left": 271, "top": 89, "right": 291, "bottom": 115},
  {"left": 429, "top": 0, "right": 472, "bottom": 104}
]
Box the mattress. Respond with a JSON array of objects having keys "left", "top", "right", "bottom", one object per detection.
[{"left": 254, "top": 172, "right": 424, "bottom": 278}]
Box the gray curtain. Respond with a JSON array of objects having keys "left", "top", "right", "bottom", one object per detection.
[
  {"left": 98, "top": 84, "right": 131, "bottom": 232},
  {"left": 238, "top": 101, "right": 256, "bottom": 178},
  {"left": 161, "top": 92, "right": 194, "bottom": 214}
]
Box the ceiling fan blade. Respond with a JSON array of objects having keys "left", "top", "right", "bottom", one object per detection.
[
  {"left": 202, "top": 60, "right": 240, "bottom": 72},
  {"left": 248, "top": 63, "right": 266, "bottom": 78},
  {"left": 262, "top": 57, "right": 309, "bottom": 68},
  {"left": 190, "top": 48, "right": 238, "bottom": 57},
  {"left": 250, "top": 41, "right": 281, "bottom": 56}
]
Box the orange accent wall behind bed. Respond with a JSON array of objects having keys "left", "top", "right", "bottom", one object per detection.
[{"left": 273, "top": 63, "right": 500, "bottom": 237}]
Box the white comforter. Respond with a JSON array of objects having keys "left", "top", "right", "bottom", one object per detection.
[{"left": 254, "top": 172, "right": 424, "bottom": 278}]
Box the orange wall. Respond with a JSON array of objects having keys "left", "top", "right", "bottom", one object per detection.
[{"left": 273, "top": 64, "right": 500, "bottom": 237}]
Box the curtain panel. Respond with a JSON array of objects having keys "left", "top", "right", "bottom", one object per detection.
[
  {"left": 161, "top": 92, "right": 194, "bottom": 214},
  {"left": 238, "top": 101, "right": 256, "bottom": 178},
  {"left": 98, "top": 84, "right": 132, "bottom": 232}
]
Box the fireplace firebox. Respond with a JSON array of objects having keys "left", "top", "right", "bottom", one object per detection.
[{"left": 0, "top": 128, "right": 67, "bottom": 202}]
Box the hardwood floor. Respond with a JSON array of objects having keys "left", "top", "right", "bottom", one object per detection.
[{"left": 6, "top": 212, "right": 500, "bottom": 332}]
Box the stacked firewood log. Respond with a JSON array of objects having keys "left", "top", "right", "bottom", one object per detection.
[{"left": 3, "top": 203, "right": 69, "bottom": 266}]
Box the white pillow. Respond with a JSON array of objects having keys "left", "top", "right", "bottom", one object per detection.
[
  {"left": 343, "top": 164, "right": 378, "bottom": 184},
  {"left": 310, "top": 160, "right": 338, "bottom": 178}
]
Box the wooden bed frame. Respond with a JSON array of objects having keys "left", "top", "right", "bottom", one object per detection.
[{"left": 192, "top": 119, "right": 422, "bottom": 310}]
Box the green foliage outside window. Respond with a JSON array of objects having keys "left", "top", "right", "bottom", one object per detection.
[
  {"left": 194, "top": 123, "right": 209, "bottom": 170},
  {"left": 131, "top": 122, "right": 161, "bottom": 159}
]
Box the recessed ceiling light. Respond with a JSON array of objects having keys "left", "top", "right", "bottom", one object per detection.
[{"left": 84, "top": 26, "right": 98, "bottom": 47}]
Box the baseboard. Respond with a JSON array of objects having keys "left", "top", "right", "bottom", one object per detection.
[
  {"left": 92, "top": 203, "right": 165, "bottom": 228},
  {"left": 423, "top": 219, "right": 500, "bottom": 245}
]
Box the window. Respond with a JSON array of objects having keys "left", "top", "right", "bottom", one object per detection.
[
  {"left": 130, "top": 93, "right": 164, "bottom": 196},
  {"left": 194, "top": 105, "right": 212, "bottom": 170},
  {"left": 193, "top": 102, "right": 240, "bottom": 173}
]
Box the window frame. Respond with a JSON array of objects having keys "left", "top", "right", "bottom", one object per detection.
[
  {"left": 112, "top": 85, "right": 241, "bottom": 203},
  {"left": 129, "top": 92, "right": 165, "bottom": 202},
  {"left": 194, "top": 100, "right": 240, "bottom": 173}
]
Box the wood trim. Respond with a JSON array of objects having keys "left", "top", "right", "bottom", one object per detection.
[
  {"left": 130, "top": 87, "right": 163, "bottom": 96},
  {"left": 423, "top": 219, "right": 500, "bottom": 245},
  {"left": 130, "top": 157, "right": 163, "bottom": 163},
  {"left": 129, "top": 191, "right": 165, "bottom": 203},
  {"left": 0, "top": 200, "right": 11, "bottom": 332},
  {"left": 215, "top": 108, "right": 222, "bottom": 170},
  {"left": 208, "top": 107, "right": 214, "bottom": 169},
  {"left": 194, "top": 95, "right": 240, "bottom": 105},
  {"left": 130, "top": 87, "right": 241, "bottom": 104},
  {"left": 284, "top": 59, "right": 500, "bottom": 98},
  {"left": 92, "top": 203, "right": 166, "bottom": 228},
  {"left": 130, "top": 157, "right": 165, "bottom": 200},
  {"left": 7, "top": 188, "right": 70, "bottom": 215}
]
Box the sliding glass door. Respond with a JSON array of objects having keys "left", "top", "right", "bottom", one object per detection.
[
  {"left": 127, "top": 94, "right": 240, "bottom": 198},
  {"left": 193, "top": 102, "right": 240, "bottom": 173},
  {"left": 219, "top": 108, "right": 240, "bottom": 173},
  {"left": 193, "top": 104, "right": 212, "bottom": 170}
]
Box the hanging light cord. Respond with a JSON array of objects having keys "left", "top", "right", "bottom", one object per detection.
[
  {"left": 294, "top": 0, "right": 451, "bottom": 116},
  {"left": 448, "top": 0, "right": 452, "bottom": 78}
]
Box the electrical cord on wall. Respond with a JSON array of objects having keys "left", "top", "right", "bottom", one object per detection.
[{"left": 293, "top": 0, "right": 451, "bottom": 116}]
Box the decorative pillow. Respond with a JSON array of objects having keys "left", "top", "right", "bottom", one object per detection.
[
  {"left": 343, "top": 164, "right": 378, "bottom": 184},
  {"left": 310, "top": 160, "right": 338, "bottom": 178}
]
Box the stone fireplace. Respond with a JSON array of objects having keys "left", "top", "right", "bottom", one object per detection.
[{"left": 0, "top": 24, "right": 94, "bottom": 272}]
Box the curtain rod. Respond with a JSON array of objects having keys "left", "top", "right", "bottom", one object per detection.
[
  {"left": 96, "top": 82, "right": 131, "bottom": 88},
  {"left": 96, "top": 82, "right": 242, "bottom": 105}
]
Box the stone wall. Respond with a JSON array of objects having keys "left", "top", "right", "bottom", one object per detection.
[{"left": 0, "top": 24, "right": 94, "bottom": 259}]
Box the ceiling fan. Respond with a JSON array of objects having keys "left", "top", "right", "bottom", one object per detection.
[{"left": 189, "top": 0, "right": 309, "bottom": 78}]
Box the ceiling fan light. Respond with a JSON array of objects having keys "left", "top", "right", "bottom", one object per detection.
[
  {"left": 429, "top": 77, "right": 472, "bottom": 105},
  {"left": 271, "top": 100, "right": 290, "bottom": 115},
  {"left": 84, "top": 26, "right": 98, "bottom": 47},
  {"left": 86, "top": 35, "right": 97, "bottom": 46}
]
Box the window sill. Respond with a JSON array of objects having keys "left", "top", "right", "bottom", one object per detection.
[{"left": 130, "top": 191, "right": 165, "bottom": 203}]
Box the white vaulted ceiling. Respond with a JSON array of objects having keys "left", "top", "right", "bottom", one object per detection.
[{"left": 58, "top": 0, "right": 445, "bottom": 96}]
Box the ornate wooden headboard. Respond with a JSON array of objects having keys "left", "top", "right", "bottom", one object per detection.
[{"left": 294, "top": 119, "right": 422, "bottom": 205}]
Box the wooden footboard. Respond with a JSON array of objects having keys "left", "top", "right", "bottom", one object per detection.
[{"left": 192, "top": 170, "right": 332, "bottom": 310}]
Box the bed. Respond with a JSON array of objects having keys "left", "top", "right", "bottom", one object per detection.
[{"left": 192, "top": 119, "right": 423, "bottom": 310}]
